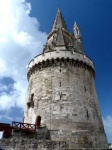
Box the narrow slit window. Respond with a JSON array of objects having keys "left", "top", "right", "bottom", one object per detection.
[
  {"left": 60, "top": 82, "right": 61, "bottom": 87},
  {"left": 60, "top": 94, "right": 61, "bottom": 100},
  {"left": 86, "top": 109, "right": 89, "bottom": 118},
  {"left": 84, "top": 86, "right": 86, "bottom": 92}
]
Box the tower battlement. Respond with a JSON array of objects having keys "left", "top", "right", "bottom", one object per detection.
[{"left": 27, "top": 51, "right": 95, "bottom": 81}]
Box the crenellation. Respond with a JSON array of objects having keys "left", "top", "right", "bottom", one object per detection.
[{"left": 27, "top": 57, "right": 95, "bottom": 81}]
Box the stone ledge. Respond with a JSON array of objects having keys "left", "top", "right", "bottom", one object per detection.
[
  {"left": 27, "top": 54, "right": 95, "bottom": 81},
  {"left": 28, "top": 51, "right": 94, "bottom": 70}
]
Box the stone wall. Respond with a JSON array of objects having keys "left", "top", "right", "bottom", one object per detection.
[
  {"left": 25, "top": 59, "right": 96, "bottom": 126},
  {"left": 24, "top": 51, "right": 108, "bottom": 149},
  {"left": 0, "top": 137, "right": 109, "bottom": 150},
  {"left": 0, "top": 138, "right": 68, "bottom": 150}
]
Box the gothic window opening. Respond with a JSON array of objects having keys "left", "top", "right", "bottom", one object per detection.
[{"left": 75, "top": 28, "right": 79, "bottom": 35}]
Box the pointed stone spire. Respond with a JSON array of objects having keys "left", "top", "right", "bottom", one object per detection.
[
  {"left": 52, "top": 8, "right": 67, "bottom": 30},
  {"left": 43, "top": 8, "right": 72, "bottom": 53},
  {"left": 43, "top": 9, "right": 83, "bottom": 54}
]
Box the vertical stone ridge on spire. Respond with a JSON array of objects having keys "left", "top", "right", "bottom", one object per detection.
[{"left": 52, "top": 8, "right": 67, "bottom": 30}]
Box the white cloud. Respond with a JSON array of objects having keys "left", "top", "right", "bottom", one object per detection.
[
  {"left": 103, "top": 115, "right": 112, "bottom": 143},
  {"left": 0, "top": 0, "right": 47, "bottom": 111}
]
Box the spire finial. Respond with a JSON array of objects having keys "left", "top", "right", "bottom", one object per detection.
[
  {"left": 57, "top": 6, "right": 61, "bottom": 12},
  {"left": 74, "top": 21, "right": 77, "bottom": 27}
]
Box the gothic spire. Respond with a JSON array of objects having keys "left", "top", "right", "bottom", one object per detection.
[
  {"left": 43, "top": 9, "right": 84, "bottom": 54},
  {"left": 52, "top": 8, "right": 67, "bottom": 30},
  {"left": 43, "top": 8, "right": 72, "bottom": 53}
]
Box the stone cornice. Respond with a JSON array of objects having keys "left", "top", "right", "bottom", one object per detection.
[{"left": 27, "top": 51, "right": 95, "bottom": 81}]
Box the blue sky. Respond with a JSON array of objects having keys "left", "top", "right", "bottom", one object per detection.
[{"left": 0, "top": 0, "right": 112, "bottom": 143}]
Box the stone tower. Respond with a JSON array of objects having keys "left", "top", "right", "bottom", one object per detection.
[{"left": 24, "top": 9, "right": 108, "bottom": 149}]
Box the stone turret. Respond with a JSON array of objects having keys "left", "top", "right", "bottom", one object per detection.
[
  {"left": 73, "top": 22, "right": 81, "bottom": 38},
  {"left": 24, "top": 8, "right": 108, "bottom": 149},
  {"left": 73, "top": 22, "right": 84, "bottom": 54}
]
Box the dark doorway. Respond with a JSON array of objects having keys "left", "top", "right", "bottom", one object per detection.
[{"left": 35, "top": 116, "right": 41, "bottom": 127}]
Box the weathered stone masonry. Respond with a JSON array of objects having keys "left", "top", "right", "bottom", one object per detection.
[
  {"left": 0, "top": 8, "right": 108, "bottom": 150},
  {"left": 23, "top": 8, "right": 108, "bottom": 149},
  {"left": 0, "top": 138, "right": 68, "bottom": 150}
]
